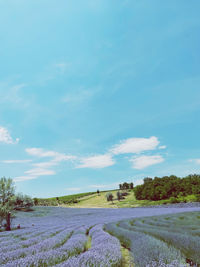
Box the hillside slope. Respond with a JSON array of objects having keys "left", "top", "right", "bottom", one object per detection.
[{"left": 60, "top": 190, "right": 138, "bottom": 208}]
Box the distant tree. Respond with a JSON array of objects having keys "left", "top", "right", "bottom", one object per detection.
[
  {"left": 0, "top": 177, "right": 15, "bottom": 231},
  {"left": 119, "top": 184, "right": 122, "bottom": 190},
  {"left": 22, "top": 195, "right": 34, "bottom": 208},
  {"left": 122, "top": 182, "right": 129, "bottom": 190},
  {"left": 97, "top": 189, "right": 100, "bottom": 196},
  {"left": 14, "top": 193, "right": 33, "bottom": 210},
  {"left": 15, "top": 193, "right": 24, "bottom": 207},
  {"left": 33, "top": 197, "right": 39, "bottom": 206},
  {"left": 130, "top": 182, "right": 134, "bottom": 189},
  {"left": 106, "top": 193, "right": 114, "bottom": 204},
  {"left": 116, "top": 191, "right": 122, "bottom": 201},
  {"left": 143, "top": 177, "right": 153, "bottom": 184}
]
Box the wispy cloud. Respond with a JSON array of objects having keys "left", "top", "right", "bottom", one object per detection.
[
  {"left": 14, "top": 176, "right": 37, "bottom": 182},
  {"left": 2, "top": 159, "right": 32, "bottom": 164},
  {"left": 15, "top": 136, "right": 166, "bottom": 181},
  {"left": 14, "top": 169, "right": 56, "bottom": 182},
  {"left": 25, "top": 168, "right": 56, "bottom": 176},
  {"left": 0, "top": 83, "right": 28, "bottom": 107},
  {"left": 25, "top": 148, "right": 76, "bottom": 162},
  {"left": 0, "top": 126, "right": 19, "bottom": 144},
  {"left": 110, "top": 136, "right": 160, "bottom": 155},
  {"left": 76, "top": 154, "right": 115, "bottom": 169},
  {"left": 54, "top": 62, "right": 70, "bottom": 74},
  {"left": 15, "top": 147, "right": 76, "bottom": 182},
  {"left": 189, "top": 158, "right": 200, "bottom": 164},
  {"left": 62, "top": 86, "right": 101, "bottom": 106},
  {"left": 32, "top": 161, "right": 58, "bottom": 168},
  {"left": 159, "top": 145, "right": 167, "bottom": 149},
  {"left": 130, "top": 155, "right": 164, "bottom": 169}
]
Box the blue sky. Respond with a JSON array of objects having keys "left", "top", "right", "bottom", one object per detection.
[{"left": 0, "top": 0, "right": 200, "bottom": 198}]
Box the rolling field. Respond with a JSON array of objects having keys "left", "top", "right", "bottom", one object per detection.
[
  {"left": 105, "top": 211, "right": 200, "bottom": 266},
  {"left": 1, "top": 206, "right": 200, "bottom": 266},
  {"left": 42, "top": 190, "right": 200, "bottom": 209}
]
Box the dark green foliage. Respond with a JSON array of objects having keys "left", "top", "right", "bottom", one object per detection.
[
  {"left": 119, "top": 182, "right": 134, "bottom": 190},
  {"left": 134, "top": 174, "right": 200, "bottom": 201},
  {"left": 14, "top": 193, "right": 34, "bottom": 210},
  {"left": 33, "top": 198, "right": 39, "bottom": 205},
  {"left": 116, "top": 191, "right": 122, "bottom": 201},
  {"left": 106, "top": 192, "right": 114, "bottom": 203},
  {"left": 0, "top": 177, "right": 15, "bottom": 231},
  {"left": 130, "top": 182, "right": 134, "bottom": 189}
]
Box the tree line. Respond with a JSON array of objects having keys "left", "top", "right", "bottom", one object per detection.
[
  {"left": 119, "top": 182, "right": 134, "bottom": 190},
  {"left": 134, "top": 174, "right": 200, "bottom": 201}
]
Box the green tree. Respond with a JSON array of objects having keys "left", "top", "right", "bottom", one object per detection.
[
  {"left": 106, "top": 193, "right": 114, "bottom": 204},
  {"left": 0, "top": 177, "right": 15, "bottom": 231},
  {"left": 130, "top": 182, "right": 134, "bottom": 189},
  {"left": 116, "top": 191, "right": 122, "bottom": 201},
  {"left": 122, "top": 182, "right": 129, "bottom": 190},
  {"left": 33, "top": 197, "right": 39, "bottom": 206},
  {"left": 14, "top": 193, "right": 34, "bottom": 210}
]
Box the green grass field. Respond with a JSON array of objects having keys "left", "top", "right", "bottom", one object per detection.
[{"left": 38, "top": 190, "right": 200, "bottom": 208}]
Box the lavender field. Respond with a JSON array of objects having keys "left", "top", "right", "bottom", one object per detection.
[{"left": 1, "top": 206, "right": 200, "bottom": 267}]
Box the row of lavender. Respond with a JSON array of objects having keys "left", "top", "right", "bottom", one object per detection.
[
  {"left": 105, "top": 211, "right": 200, "bottom": 267},
  {"left": 1, "top": 206, "right": 200, "bottom": 266},
  {"left": 0, "top": 220, "right": 122, "bottom": 266}
]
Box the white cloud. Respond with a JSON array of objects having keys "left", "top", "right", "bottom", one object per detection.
[
  {"left": 189, "top": 159, "right": 200, "bottom": 164},
  {"left": 0, "top": 126, "right": 19, "bottom": 144},
  {"left": 130, "top": 155, "right": 164, "bottom": 169},
  {"left": 25, "top": 168, "right": 56, "bottom": 176},
  {"left": 15, "top": 147, "right": 76, "bottom": 182},
  {"left": 14, "top": 176, "right": 37, "bottom": 182},
  {"left": 14, "top": 168, "right": 56, "bottom": 182},
  {"left": 110, "top": 136, "right": 159, "bottom": 155},
  {"left": 77, "top": 154, "right": 115, "bottom": 169},
  {"left": 159, "top": 145, "right": 166, "bottom": 149},
  {"left": 25, "top": 148, "right": 76, "bottom": 162},
  {"left": 133, "top": 179, "right": 144, "bottom": 186},
  {"left": 32, "top": 161, "right": 58, "bottom": 168},
  {"left": 2, "top": 159, "right": 32, "bottom": 164}
]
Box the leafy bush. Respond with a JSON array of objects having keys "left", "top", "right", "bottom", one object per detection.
[
  {"left": 195, "top": 194, "right": 200, "bottom": 202},
  {"left": 168, "top": 197, "right": 180, "bottom": 204},
  {"left": 106, "top": 193, "right": 114, "bottom": 203},
  {"left": 14, "top": 193, "right": 34, "bottom": 210},
  {"left": 116, "top": 191, "right": 122, "bottom": 201}
]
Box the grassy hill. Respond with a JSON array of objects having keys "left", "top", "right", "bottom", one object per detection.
[
  {"left": 36, "top": 186, "right": 200, "bottom": 208},
  {"left": 37, "top": 189, "right": 181, "bottom": 208}
]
